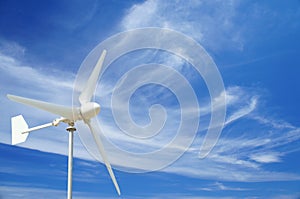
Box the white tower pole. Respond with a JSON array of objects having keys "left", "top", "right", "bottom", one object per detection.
[{"left": 66, "top": 124, "right": 76, "bottom": 199}]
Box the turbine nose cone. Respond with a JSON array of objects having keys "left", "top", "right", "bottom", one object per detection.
[
  {"left": 80, "top": 102, "right": 101, "bottom": 120},
  {"left": 94, "top": 103, "right": 100, "bottom": 114}
]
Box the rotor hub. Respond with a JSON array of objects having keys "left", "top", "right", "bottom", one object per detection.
[{"left": 80, "top": 102, "right": 100, "bottom": 120}]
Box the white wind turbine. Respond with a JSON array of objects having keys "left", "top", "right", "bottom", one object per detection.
[{"left": 7, "top": 50, "right": 121, "bottom": 198}]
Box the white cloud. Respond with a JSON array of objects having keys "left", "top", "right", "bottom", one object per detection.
[
  {"left": 252, "top": 115, "right": 296, "bottom": 130},
  {"left": 0, "top": 184, "right": 112, "bottom": 199},
  {"left": 197, "top": 182, "right": 250, "bottom": 191},
  {"left": 199, "top": 86, "right": 258, "bottom": 128},
  {"left": 225, "top": 96, "right": 257, "bottom": 125},
  {"left": 250, "top": 152, "right": 282, "bottom": 163},
  {"left": 0, "top": 185, "right": 65, "bottom": 199},
  {"left": 0, "top": 53, "right": 74, "bottom": 96},
  {"left": 120, "top": 0, "right": 244, "bottom": 51},
  {"left": 0, "top": 39, "right": 26, "bottom": 58},
  {"left": 122, "top": 0, "right": 158, "bottom": 29}
]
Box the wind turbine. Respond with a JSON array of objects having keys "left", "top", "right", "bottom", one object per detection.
[{"left": 7, "top": 49, "right": 121, "bottom": 198}]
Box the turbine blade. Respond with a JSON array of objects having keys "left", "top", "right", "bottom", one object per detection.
[
  {"left": 86, "top": 120, "right": 121, "bottom": 195},
  {"left": 79, "top": 50, "right": 107, "bottom": 104},
  {"left": 7, "top": 94, "right": 76, "bottom": 120}
]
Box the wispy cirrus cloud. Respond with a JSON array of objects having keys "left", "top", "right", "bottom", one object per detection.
[
  {"left": 120, "top": 0, "right": 300, "bottom": 56},
  {"left": 0, "top": 39, "right": 26, "bottom": 58},
  {"left": 197, "top": 182, "right": 250, "bottom": 192},
  {"left": 0, "top": 185, "right": 66, "bottom": 199},
  {"left": 0, "top": 52, "right": 74, "bottom": 97},
  {"left": 225, "top": 96, "right": 257, "bottom": 125},
  {"left": 167, "top": 116, "right": 300, "bottom": 182},
  {"left": 2, "top": 40, "right": 299, "bottom": 183},
  {"left": 1, "top": 0, "right": 300, "bottom": 189},
  {"left": 250, "top": 152, "right": 282, "bottom": 163},
  {"left": 120, "top": 0, "right": 244, "bottom": 51}
]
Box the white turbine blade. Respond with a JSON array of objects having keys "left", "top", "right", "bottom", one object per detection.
[
  {"left": 79, "top": 50, "right": 107, "bottom": 104},
  {"left": 7, "top": 94, "right": 76, "bottom": 120},
  {"left": 86, "top": 120, "right": 121, "bottom": 195}
]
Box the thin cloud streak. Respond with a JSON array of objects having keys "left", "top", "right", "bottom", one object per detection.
[
  {"left": 0, "top": 184, "right": 107, "bottom": 199},
  {"left": 250, "top": 152, "right": 282, "bottom": 163},
  {"left": 197, "top": 182, "right": 250, "bottom": 192},
  {"left": 121, "top": 0, "right": 244, "bottom": 51},
  {"left": 0, "top": 53, "right": 74, "bottom": 93}
]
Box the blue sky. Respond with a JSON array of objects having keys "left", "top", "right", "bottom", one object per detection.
[{"left": 0, "top": 0, "right": 300, "bottom": 198}]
